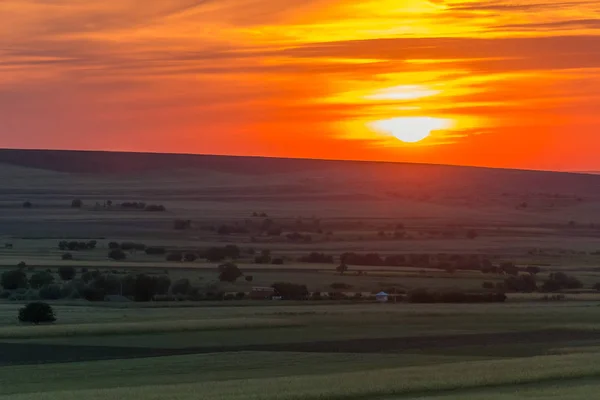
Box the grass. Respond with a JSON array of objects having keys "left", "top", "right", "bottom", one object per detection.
[{"left": 3, "top": 353, "right": 600, "bottom": 399}]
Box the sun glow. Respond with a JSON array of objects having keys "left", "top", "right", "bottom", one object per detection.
[{"left": 369, "top": 117, "right": 452, "bottom": 143}]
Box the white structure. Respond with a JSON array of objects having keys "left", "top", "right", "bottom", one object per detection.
[{"left": 375, "top": 291, "right": 389, "bottom": 303}]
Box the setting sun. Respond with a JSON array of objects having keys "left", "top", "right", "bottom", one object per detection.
[{"left": 369, "top": 117, "right": 452, "bottom": 143}]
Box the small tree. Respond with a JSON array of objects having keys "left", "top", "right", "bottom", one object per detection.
[
  {"left": 58, "top": 266, "right": 77, "bottom": 281},
  {"left": 336, "top": 263, "right": 349, "bottom": 275},
  {"left": 71, "top": 199, "right": 83, "bottom": 208},
  {"left": 218, "top": 263, "right": 243, "bottom": 283},
  {"left": 22, "top": 201, "right": 33, "bottom": 209},
  {"left": 245, "top": 275, "right": 254, "bottom": 282},
  {"left": 108, "top": 249, "right": 127, "bottom": 261},
  {"left": 18, "top": 302, "right": 56, "bottom": 324},
  {"left": 61, "top": 253, "right": 73, "bottom": 261},
  {"left": 171, "top": 278, "right": 191, "bottom": 295}
]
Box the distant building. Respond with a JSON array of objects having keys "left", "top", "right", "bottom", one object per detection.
[
  {"left": 375, "top": 292, "right": 389, "bottom": 303},
  {"left": 250, "top": 287, "right": 275, "bottom": 300}
]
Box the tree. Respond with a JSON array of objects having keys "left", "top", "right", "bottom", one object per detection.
[
  {"left": 61, "top": 253, "right": 73, "bottom": 261},
  {"left": 71, "top": 199, "right": 83, "bottom": 208},
  {"left": 87, "top": 240, "right": 97, "bottom": 249},
  {"left": 166, "top": 252, "right": 183, "bottom": 262},
  {"left": 173, "top": 219, "right": 192, "bottom": 230},
  {"left": 18, "top": 302, "right": 56, "bottom": 324},
  {"left": 108, "top": 242, "right": 120, "bottom": 250},
  {"left": 183, "top": 253, "right": 198, "bottom": 262},
  {"left": 29, "top": 271, "right": 55, "bottom": 289},
  {"left": 336, "top": 263, "right": 349, "bottom": 275},
  {"left": 218, "top": 263, "right": 243, "bottom": 283},
  {"left": 526, "top": 266, "right": 541, "bottom": 275},
  {"left": 133, "top": 274, "right": 157, "bottom": 301},
  {"left": 245, "top": 275, "right": 254, "bottom": 282},
  {"left": 1, "top": 270, "right": 28, "bottom": 290},
  {"left": 22, "top": 201, "right": 33, "bottom": 209},
  {"left": 39, "top": 284, "right": 63, "bottom": 300},
  {"left": 155, "top": 275, "right": 171, "bottom": 295},
  {"left": 108, "top": 249, "right": 127, "bottom": 261}
]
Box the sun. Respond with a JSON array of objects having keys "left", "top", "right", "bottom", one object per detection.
[{"left": 369, "top": 117, "right": 451, "bottom": 143}]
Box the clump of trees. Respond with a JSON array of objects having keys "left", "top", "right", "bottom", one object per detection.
[
  {"left": 407, "top": 289, "right": 506, "bottom": 303},
  {"left": 272, "top": 282, "right": 309, "bottom": 300},
  {"left": 218, "top": 263, "right": 243, "bottom": 283},
  {"left": 58, "top": 266, "right": 77, "bottom": 281},
  {"left": 58, "top": 240, "right": 97, "bottom": 251},
  {"left": 71, "top": 199, "right": 83, "bottom": 208},
  {"left": 19, "top": 302, "right": 56, "bottom": 324},
  {"left": 286, "top": 232, "right": 313, "bottom": 243},
  {"left": 108, "top": 249, "right": 127, "bottom": 261},
  {"left": 542, "top": 272, "right": 583, "bottom": 292},
  {"left": 1, "top": 270, "right": 28, "bottom": 290}
]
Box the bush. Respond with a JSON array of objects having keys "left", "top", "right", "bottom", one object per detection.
[
  {"left": 271, "top": 258, "right": 284, "bottom": 265},
  {"left": 166, "top": 252, "right": 183, "bottom": 262},
  {"left": 336, "top": 264, "right": 349, "bottom": 275},
  {"left": 272, "top": 282, "right": 308, "bottom": 300},
  {"left": 171, "top": 279, "right": 191, "bottom": 295},
  {"left": 245, "top": 275, "right": 254, "bottom": 282},
  {"left": 108, "top": 249, "right": 127, "bottom": 261},
  {"left": 108, "top": 242, "right": 120, "bottom": 249},
  {"left": 594, "top": 283, "right": 600, "bottom": 292},
  {"left": 224, "top": 245, "right": 241, "bottom": 259},
  {"left": 71, "top": 199, "right": 83, "bottom": 208},
  {"left": 145, "top": 247, "right": 167, "bottom": 255},
  {"left": 482, "top": 281, "right": 495, "bottom": 289},
  {"left": 58, "top": 266, "right": 77, "bottom": 281},
  {"left": 23, "top": 201, "right": 33, "bottom": 209},
  {"left": 504, "top": 275, "right": 537, "bottom": 293},
  {"left": 81, "top": 270, "right": 101, "bottom": 283},
  {"left": 18, "top": 302, "right": 56, "bottom": 324},
  {"left": 542, "top": 272, "right": 583, "bottom": 292},
  {"left": 183, "top": 253, "right": 198, "bottom": 262},
  {"left": 299, "top": 252, "right": 334, "bottom": 264},
  {"left": 29, "top": 271, "right": 55, "bottom": 289},
  {"left": 173, "top": 219, "right": 192, "bottom": 230},
  {"left": 1, "top": 270, "right": 28, "bottom": 290},
  {"left": 61, "top": 252, "right": 73, "bottom": 261},
  {"left": 82, "top": 287, "right": 105, "bottom": 301},
  {"left": 235, "top": 292, "right": 246, "bottom": 300},
  {"left": 121, "top": 242, "right": 146, "bottom": 251},
  {"left": 144, "top": 204, "right": 166, "bottom": 212},
  {"left": 39, "top": 284, "right": 63, "bottom": 300},
  {"left": 218, "top": 263, "right": 243, "bottom": 283}
]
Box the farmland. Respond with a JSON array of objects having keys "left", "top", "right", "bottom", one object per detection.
[{"left": 2, "top": 150, "right": 600, "bottom": 399}]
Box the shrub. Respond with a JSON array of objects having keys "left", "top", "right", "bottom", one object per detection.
[
  {"left": 71, "top": 199, "right": 83, "bottom": 208},
  {"left": 542, "top": 272, "right": 583, "bottom": 292},
  {"left": 91, "top": 274, "right": 122, "bottom": 295},
  {"left": 271, "top": 258, "right": 284, "bottom": 265},
  {"left": 223, "top": 245, "right": 241, "bottom": 259},
  {"left": 171, "top": 279, "right": 191, "bottom": 295},
  {"left": 408, "top": 289, "right": 438, "bottom": 303},
  {"left": 145, "top": 246, "right": 167, "bottom": 255},
  {"left": 87, "top": 240, "right": 97, "bottom": 249},
  {"left": 299, "top": 252, "right": 334, "bottom": 264},
  {"left": 61, "top": 253, "right": 73, "bottom": 261},
  {"left": 235, "top": 292, "right": 246, "bottom": 300},
  {"left": 183, "top": 253, "right": 198, "bottom": 262},
  {"left": 108, "top": 242, "right": 120, "bottom": 249},
  {"left": 245, "top": 275, "right": 254, "bottom": 282},
  {"left": 121, "top": 242, "right": 146, "bottom": 251},
  {"left": 81, "top": 270, "right": 101, "bottom": 283},
  {"left": 482, "top": 281, "right": 495, "bottom": 289},
  {"left": 336, "top": 263, "right": 349, "bottom": 275},
  {"left": 204, "top": 247, "right": 227, "bottom": 262},
  {"left": 218, "top": 263, "right": 243, "bottom": 283},
  {"left": 29, "top": 271, "right": 55, "bottom": 289},
  {"left": 166, "top": 252, "right": 183, "bottom": 262},
  {"left": 173, "top": 219, "right": 192, "bottom": 230},
  {"left": 58, "top": 266, "right": 77, "bottom": 281},
  {"left": 155, "top": 275, "right": 172, "bottom": 295},
  {"left": 223, "top": 294, "right": 235, "bottom": 301},
  {"left": 272, "top": 282, "right": 308, "bottom": 300},
  {"left": 108, "top": 249, "right": 127, "bottom": 261},
  {"left": 22, "top": 201, "right": 33, "bottom": 209},
  {"left": 1, "top": 270, "right": 28, "bottom": 290},
  {"left": 144, "top": 204, "right": 166, "bottom": 212},
  {"left": 504, "top": 275, "right": 537, "bottom": 293},
  {"left": 594, "top": 283, "right": 600, "bottom": 292},
  {"left": 39, "top": 284, "right": 63, "bottom": 300},
  {"left": 82, "top": 287, "right": 105, "bottom": 301},
  {"left": 18, "top": 302, "right": 56, "bottom": 324}
]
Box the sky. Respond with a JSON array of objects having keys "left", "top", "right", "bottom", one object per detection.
[{"left": 1, "top": 0, "right": 600, "bottom": 171}]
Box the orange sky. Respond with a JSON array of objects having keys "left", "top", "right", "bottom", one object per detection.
[{"left": 1, "top": 0, "right": 600, "bottom": 171}]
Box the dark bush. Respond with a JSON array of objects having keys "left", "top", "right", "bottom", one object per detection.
[
  {"left": 87, "top": 240, "right": 97, "bottom": 249},
  {"left": 39, "top": 284, "right": 63, "bottom": 300},
  {"left": 173, "top": 219, "right": 192, "bottom": 230},
  {"left": 542, "top": 272, "right": 583, "bottom": 292},
  {"left": 108, "top": 242, "right": 120, "bottom": 249},
  {"left": 408, "top": 289, "right": 438, "bottom": 303},
  {"left": 299, "top": 252, "right": 334, "bottom": 264},
  {"left": 121, "top": 242, "right": 146, "bottom": 251},
  {"left": 482, "top": 281, "right": 495, "bottom": 289},
  {"left": 183, "top": 253, "right": 198, "bottom": 262},
  {"left": 272, "top": 282, "right": 308, "bottom": 300},
  {"left": 133, "top": 274, "right": 157, "bottom": 302},
  {"left": 245, "top": 275, "right": 254, "bottom": 282},
  {"left": 144, "top": 204, "right": 166, "bottom": 212},
  {"left": 155, "top": 275, "right": 171, "bottom": 295},
  {"left": 81, "top": 270, "right": 101, "bottom": 283},
  {"left": 82, "top": 287, "right": 105, "bottom": 301},
  {"left": 526, "top": 266, "right": 542, "bottom": 275},
  {"left": 341, "top": 252, "right": 384, "bottom": 266},
  {"left": 171, "top": 279, "right": 191, "bottom": 295},
  {"left": 166, "top": 252, "right": 183, "bottom": 262},
  {"left": 29, "top": 271, "right": 55, "bottom": 289},
  {"left": 145, "top": 247, "right": 167, "bottom": 255},
  {"left": 235, "top": 292, "right": 246, "bottom": 300},
  {"left": 204, "top": 247, "right": 227, "bottom": 262},
  {"left": 336, "top": 263, "right": 349, "bottom": 275},
  {"left": 58, "top": 266, "right": 76, "bottom": 281},
  {"left": 271, "top": 258, "right": 284, "bottom": 265},
  {"left": 1, "top": 270, "right": 28, "bottom": 290},
  {"left": 218, "top": 263, "right": 243, "bottom": 283},
  {"left": 18, "top": 302, "right": 56, "bottom": 324},
  {"left": 71, "top": 199, "right": 83, "bottom": 208},
  {"left": 223, "top": 245, "right": 241, "bottom": 259},
  {"left": 91, "top": 274, "right": 122, "bottom": 295},
  {"left": 504, "top": 275, "right": 537, "bottom": 293},
  {"left": 22, "top": 201, "right": 33, "bottom": 209},
  {"left": 108, "top": 249, "right": 127, "bottom": 261}
]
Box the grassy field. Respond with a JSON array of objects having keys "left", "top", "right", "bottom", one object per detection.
[{"left": 2, "top": 153, "right": 600, "bottom": 398}]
